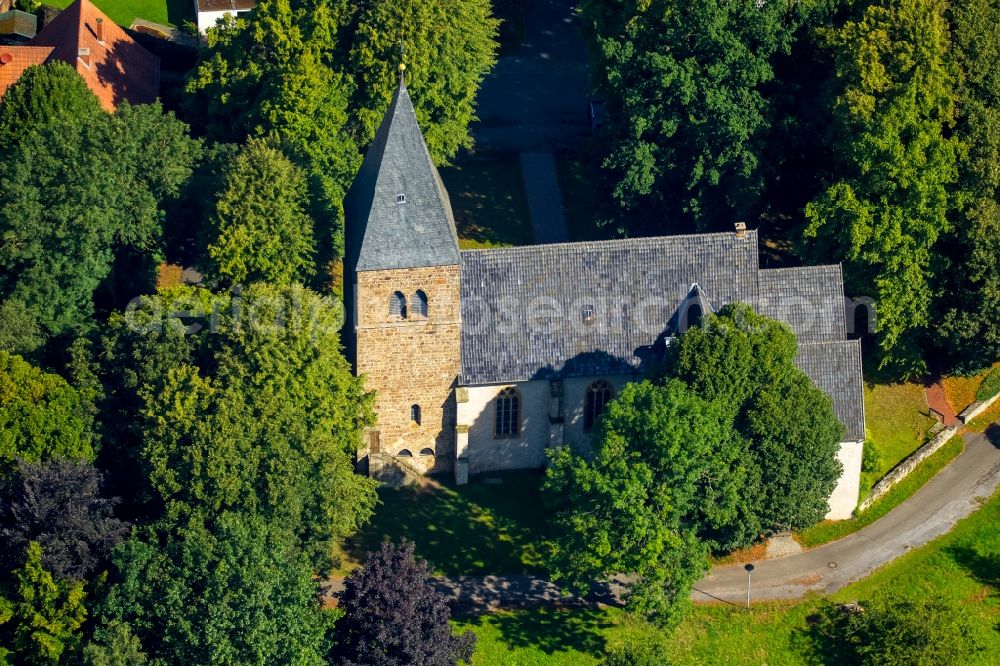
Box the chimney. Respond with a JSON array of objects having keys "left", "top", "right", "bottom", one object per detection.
[
  {"left": 734, "top": 221, "right": 747, "bottom": 239},
  {"left": 78, "top": 47, "right": 90, "bottom": 67},
  {"left": 95, "top": 17, "right": 104, "bottom": 43}
]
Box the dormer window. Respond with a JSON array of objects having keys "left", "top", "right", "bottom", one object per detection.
[
  {"left": 581, "top": 306, "right": 595, "bottom": 325},
  {"left": 396, "top": 193, "right": 406, "bottom": 204}
]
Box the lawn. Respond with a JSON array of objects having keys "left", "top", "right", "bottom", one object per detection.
[
  {"left": 439, "top": 155, "right": 533, "bottom": 249},
  {"left": 458, "top": 488, "right": 1000, "bottom": 664},
  {"left": 861, "top": 381, "right": 936, "bottom": 494},
  {"left": 942, "top": 363, "right": 1000, "bottom": 415},
  {"left": 335, "top": 471, "right": 551, "bottom": 576},
  {"left": 45, "top": 0, "right": 192, "bottom": 27}
]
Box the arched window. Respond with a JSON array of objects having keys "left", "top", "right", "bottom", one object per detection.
[
  {"left": 410, "top": 404, "right": 421, "bottom": 425},
  {"left": 494, "top": 387, "right": 520, "bottom": 439},
  {"left": 419, "top": 447, "right": 435, "bottom": 457},
  {"left": 398, "top": 449, "right": 413, "bottom": 458},
  {"left": 389, "top": 291, "right": 407, "bottom": 319},
  {"left": 685, "top": 303, "right": 702, "bottom": 330},
  {"left": 412, "top": 290, "right": 429, "bottom": 318},
  {"left": 584, "top": 380, "right": 614, "bottom": 431}
]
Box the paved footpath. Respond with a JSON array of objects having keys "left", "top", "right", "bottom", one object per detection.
[
  {"left": 519, "top": 151, "right": 570, "bottom": 244},
  {"left": 418, "top": 427, "right": 1000, "bottom": 611}
]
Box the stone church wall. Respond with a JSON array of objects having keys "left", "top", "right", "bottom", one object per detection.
[
  {"left": 825, "top": 439, "right": 864, "bottom": 520},
  {"left": 354, "top": 266, "right": 461, "bottom": 474}
]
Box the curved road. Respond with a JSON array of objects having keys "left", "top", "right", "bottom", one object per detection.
[
  {"left": 693, "top": 426, "right": 1000, "bottom": 604},
  {"left": 418, "top": 427, "right": 1000, "bottom": 611}
]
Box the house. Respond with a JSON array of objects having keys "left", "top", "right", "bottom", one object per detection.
[
  {"left": 0, "top": 0, "right": 159, "bottom": 111},
  {"left": 193, "top": 0, "right": 254, "bottom": 34},
  {"left": 344, "top": 79, "right": 866, "bottom": 521}
]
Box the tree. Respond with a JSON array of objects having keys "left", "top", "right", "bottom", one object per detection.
[
  {"left": 99, "top": 283, "right": 377, "bottom": 571},
  {"left": 934, "top": 0, "right": 1000, "bottom": 371},
  {"left": 102, "top": 513, "right": 330, "bottom": 665},
  {"left": 0, "top": 458, "right": 128, "bottom": 580},
  {"left": 204, "top": 139, "right": 316, "bottom": 284},
  {"left": 663, "top": 304, "right": 844, "bottom": 536},
  {"left": 581, "top": 0, "right": 798, "bottom": 233},
  {"left": 185, "top": 0, "right": 499, "bottom": 260},
  {"left": 0, "top": 352, "right": 96, "bottom": 470},
  {"left": 185, "top": 0, "right": 361, "bottom": 262},
  {"left": 804, "top": 0, "right": 959, "bottom": 376},
  {"left": 334, "top": 540, "right": 476, "bottom": 666},
  {"left": 347, "top": 0, "right": 498, "bottom": 163},
  {"left": 0, "top": 542, "right": 88, "bottom": 665},
  {"left": 82, "top": 621, "right": 148, "bottom": 666},
  {"left": 0, "top": 103, "right": 200, "bottom": 353},
  {"left": 0, "top": 62, "right": 102, "bottom": 148},
  {"left": 811, "top": 597, "right": 979, "bottom": 665},
  {"left": 543, "top": 380, "right": 747, "bottom": 628}
]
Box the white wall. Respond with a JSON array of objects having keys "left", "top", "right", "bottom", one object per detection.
[
  {"left": 459, "top": 380, "right": 550, "bottom": 475},
  {"left": 825, "top": 439, "right": 863, "bottom": 520}
]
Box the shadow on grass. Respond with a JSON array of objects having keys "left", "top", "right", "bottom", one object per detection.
[
  {"left": 790, "top": 604, "right": 853, "bottom": 666},
  {"left": 439, "top": 154, "right": 532, "bottom": 248},
  {"left": 340, "top": 471, "right": 551, "bottom": 576},
  {"left": 462, "top": 607, "right": 610, "bottom": 657},
  {"left": 947, "top": 546, "right": 1000, "bottom": 596}
]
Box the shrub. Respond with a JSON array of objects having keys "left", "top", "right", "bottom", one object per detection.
[{"left": 975, "top": 367, "right": 1000, "bottom": 401}]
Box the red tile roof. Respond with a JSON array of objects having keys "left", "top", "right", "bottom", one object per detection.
[
  {"left": 0, "top": 0, "right": 158, "bottom": 112},
  {"left": 0, "top": 46, "right": 53, "bottom": 100}
]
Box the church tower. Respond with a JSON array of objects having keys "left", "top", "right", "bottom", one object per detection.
[{"left": 343, "top": 76, "right": 462, "bottom": 477}]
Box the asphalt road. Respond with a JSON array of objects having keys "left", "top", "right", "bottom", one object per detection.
[{"left": 693, "top": 426, "right": 1000, "bottom": 604}]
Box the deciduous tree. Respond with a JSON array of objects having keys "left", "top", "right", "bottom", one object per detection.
[
  {"left": 334, "top": 540, "right": 476, "bottom": 666},
  {"left": 0, "top": 458, "right": 127, "bottom": 580},
  {"left": 804, "top": 0, "right": 959, "bottom": 376},
  {"left": 543, "top": 380, "right": 746, "bottom": 627},
  {"left": 204, "top": 139, "right": 316, "bottom": 285},
  {"left": 0, "top": 352, "right": 96, "bottom": 470}
]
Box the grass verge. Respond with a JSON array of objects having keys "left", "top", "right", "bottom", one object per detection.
[
  {"left": 457, "top": 487, "right": 1000, "bottom": 664},
  {"left": 798, "top": 435, "right": 965, "bottom": 547},
  {"left": 335, "top": 471, "right": 550, "bottom": 577},
  {"left": 861, "top": 382, "right": 936, "bottom": 494},
  {"left": 555, "top": 157, "right": 613, "bottom": 243}
]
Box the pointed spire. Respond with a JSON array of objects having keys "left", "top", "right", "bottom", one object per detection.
[{"left": 344, "top": 75, "right": 461, "bottom": 272}]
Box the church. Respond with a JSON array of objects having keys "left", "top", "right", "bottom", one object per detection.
[{"left": 344, "top": 80, "right": 866, "bottom": 520}]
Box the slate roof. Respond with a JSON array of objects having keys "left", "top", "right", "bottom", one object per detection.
[
  {"left": 344, "top": 80, "right": 461, "bottom": 272},
  {"left": 794, "top": 341, "right": 866, "bottom": 441},
  {"left": 0, "top": 0, "right": 159, "bottom": 112},
  {"left": 457, "top": 232, "right": 865, "bottom": 441},
  {"left": 459, "top": 232, "right": 759, "bottom": 384},
  {"left": 758, "top": 266, "right": 846, "bottom": 343}
]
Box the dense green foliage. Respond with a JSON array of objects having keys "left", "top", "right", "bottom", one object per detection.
[
  {"left": 0, "top": 542, "right": 88, "bottom": 664},
  {"left": 0, "top": 70, "right": 200, "bottom": 354},
  {"left": 935, "top": 0, "right": 1000, "bottom": 370},
  {"left": 204, "top": 139, "right": 316, "bottom": 284},
  {"left": 664, "top": 305, "right": 844, "bottom": 538},
  {"left": 185, "top": 0, "right": 498, "bottom": 259},
  {"left": 100, "top": 283, "right": 376, "bottom": 572},
  {"left": 334, "top": 540, "right": 476, "bottom": 666},
  {"left": 580, "top": 0, "right": 798, "bottom": 232},
  {"left": 544, "top": 380, "right": 745, "bottom": 627},
  {"left": 811, "top": 597, "right": 979, "bottom": 664},
  {"left": 544, "top": 306, "right": 843, "bottom": 626},
  {"left": 347, "top": 0, "right": 498, "bottom": 162},
  {"left": 102, "top": 514, "right": 330, "bottom": 665},
  {"left": 0, "top": 352, "right": 96, "bottom": 468},
  {"left": 804, "top": 0, "right": 959, "bottom": 376},
  {"left": 584, "top": 0, "right": 1000, "bottom": 376},
  {"left": 0, "top": 62, "right": 102, "bottom": 148}
]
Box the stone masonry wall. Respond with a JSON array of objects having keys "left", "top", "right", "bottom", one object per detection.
[{"left": 354, "top": 265, "right": 461, "bottom": 474}]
